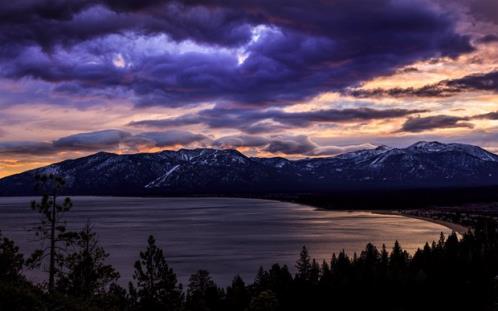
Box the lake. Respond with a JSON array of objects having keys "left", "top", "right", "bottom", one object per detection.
[{"left": 0, "top": 196, "right": 452, "bottom": 286}]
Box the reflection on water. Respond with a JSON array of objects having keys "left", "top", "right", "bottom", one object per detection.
[{"left": 0, "top": 197, "right": 451, "bottom": 286}]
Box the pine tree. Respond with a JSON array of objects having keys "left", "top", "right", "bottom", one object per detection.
[
  {"left": 129, "top": 235, "right": 183, "bottom": 311},
  {"left": 380, "top": 244, "right": 389, "bottom": 266},
  {"left": 28, "top": 174, "right": 76, "bottom": 294},
  {"left": 310, "top": 259, "right": 321, "bottom": 285},
  {"left": 360, "top": 243, "right": 380, "bottom": 281},
  {"left": 254, "top": 266, "right": 269, "bottom": 292},
  {"left": 389, "top": 240, "right": 409, "bottom": 277},
  {"left": 445, "top": 232, "right": 459, "bottom": 258},
  {"left": 267, "top": 264, "right": 292, "bottom": 299},
  {"left": 295, "top": 246, "right": 311, "bottom": 281},
  {"left": 186, "top": 270, "right": 223, "bottom": 311},
  {"left": 56, "top": 223, "right": 119, "bottom": 298},
  {"left": 0, "top": 231, "right": 24, "bottom": 281},
  {"left": 320, "top": 260, "right": 332, "bottom": 285},
  {"left": 225, "top": 275, "right": 249, "bottom": 311},
  {"left": 378, "top": 244, "right": 389, "bottom": 280}
]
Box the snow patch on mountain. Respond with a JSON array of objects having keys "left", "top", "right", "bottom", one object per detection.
[{"left": 145, "top": 165, "right": 180, "bottom": 188}]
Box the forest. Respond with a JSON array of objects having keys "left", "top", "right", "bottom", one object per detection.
[{"left": 0, "top": 175, "right": 497, "bottom": 311}]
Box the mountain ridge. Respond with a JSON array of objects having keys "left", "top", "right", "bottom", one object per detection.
[{"left": 1, "top": 141, "right": 498, "bottom": 196}]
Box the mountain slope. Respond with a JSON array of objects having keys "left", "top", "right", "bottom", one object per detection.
[{"left": 1, "top": 141, "right": 498, "bottom": 195}]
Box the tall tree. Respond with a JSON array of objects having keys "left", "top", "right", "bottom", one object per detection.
[
  {"left": 28, "top": 174, "right": 75, "bottom": 293},
  {"left": 56, "top": 223, "right": 119, "bottom": 298},
  {"left": 389, "top": 240, "right": 408, "bottom": 269},
  {"left": 186, "top": 270, "right": 223, "bottom": 311},
  {"left": 295, "top": 246, "right": 311, "bottom": 281},
  {"left": 129, "top": 235, "right": 183, "bottom": 311},
  {"left": 225, "top": 275, "right": 249, "bottom": 311},
  {"left": 310, "top": 259, "right": 320, "bottom": 285}
]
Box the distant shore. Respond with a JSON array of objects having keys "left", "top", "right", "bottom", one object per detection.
[{"left": 373, "top": 210, "right": 469, "bottom": 235}]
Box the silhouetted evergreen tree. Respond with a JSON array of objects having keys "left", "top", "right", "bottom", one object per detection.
[
  {"left": 225, "top": 275, "right": 249, "bottom": 311},
  {"left": 186, "top": 270, "right": 223, "bottom": 311},
  {"left": 310, "top": 259, "right": 320, "bottom": 285},
  {"left": 56, "top": 223, "right": 119, "bottom": 299},
  {"left": 295, "top": 246, "right": 311, "bottom": 281},
  {"left": 0, "top": 231, "right": 24, "bottom": 281},
  {"left": 129, "top": 235, "right": 183, "bottom": 311},
  {"left": 28, "top": 174, "right": 76, "bottom": 293},
  {"left": 0, "top": 232, "right": 45, "bottom": 310},
  {"left": 253, "top": 266, "right": 270, "bottom": 293},
  {"left": 389, "top": 240, "right": 408, "bottom": 272}
]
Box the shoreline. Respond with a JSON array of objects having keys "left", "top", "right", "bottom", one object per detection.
[{"left": 373, "top": 210, "right": 469, "bottom": 235}]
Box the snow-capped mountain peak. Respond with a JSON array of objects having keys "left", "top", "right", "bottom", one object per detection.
[{"left": 1, "top": 142, "right": 498, "bottom": 196}]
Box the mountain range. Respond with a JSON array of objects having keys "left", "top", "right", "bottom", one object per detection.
[{"left": 1, "top": 141, "right": 498, "bottom": 196}]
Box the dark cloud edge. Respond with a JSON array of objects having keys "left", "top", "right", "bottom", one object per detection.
[{"left": 349, "top": 70, "right": 498, "bottom": 98}]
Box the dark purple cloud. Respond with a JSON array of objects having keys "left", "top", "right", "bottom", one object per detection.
[
  {"left": 129, "top": 106, "right": 426, "bottom": 133},
  {"left": 262, "top": 136, "right": 376, "bottom": 156},
  {"left": 0, "top": 129, "right": 207, "bottom": 156},
  {"left": 265, "top": 135, "right": 316, "bottom": 155},
  {"left": 0, "top": 129, "right": 380, "bottom": 157},
  {"left": 53, "top": 129, "right": 131, "bottom": 151},
  {"left": 396, "top": 111, "right": 498, "bottom": 133},
  {"left": 476, "top": 34, "right": 498, "bottom": 44},
  {"left": 0, "top": 141, "right": 55, "bottom": 155},
  {"left": 0, "top": 1, "right": 252, "bottom": 54},
  {"left": 131, "top": 130, "right": 208, "bottom": 147},
  {"left": 0, "top": 131, "right": 298, "bottom": 158},
  {"left": 400, "top": 115, "right": 474, "bottom": 132},
  {"left": 350, "top": 70, "right": 498, "bottom": 98},
  {"left": 473, "top": 111, "right": 498, "bottom": 120},
  {"left": 213, "top": 135, "right": 269, "bottom": 148},
  {"left": 0, "top": 0, "right": 473, "bottom": 108}
]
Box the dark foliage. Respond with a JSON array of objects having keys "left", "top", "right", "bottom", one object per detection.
[
  {"left": 1, "top": 221, "right": 497, "bottom": 310},
  {"left": 185, "top": 270, "right": 224, "bottom": 311},
  {"left": 56, "top": 223, "right": 120, "bottom": 299},
  {"left": 28, "top": 174, "right": 76, "bottom": 293},
  {"left": 129, "top": 235, "right": 183, "bottom": 311}
]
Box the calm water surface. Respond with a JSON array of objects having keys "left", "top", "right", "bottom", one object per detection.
[{"left": 0, "top": 197, "right": 451, "bottom": 286}]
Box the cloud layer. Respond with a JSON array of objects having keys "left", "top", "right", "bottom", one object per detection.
[
  {"left": 0, "top": 130, "right": 378, "bottom": 158},
  {"left": 0, "top": 0, "right": 473, "bottom": 108},
  {"left": 0, "top": 130, "right": 208, "bottom": 156},
  {"left": 350, "top": 70, "right": 498, "bottom": 98},
  {"left": 129, "top": 106, "right": 426, "bottom": 133}
]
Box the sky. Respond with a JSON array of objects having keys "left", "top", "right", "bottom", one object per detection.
[{"left": 1, "top": 0, "right": 498, "bottom": 178}]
